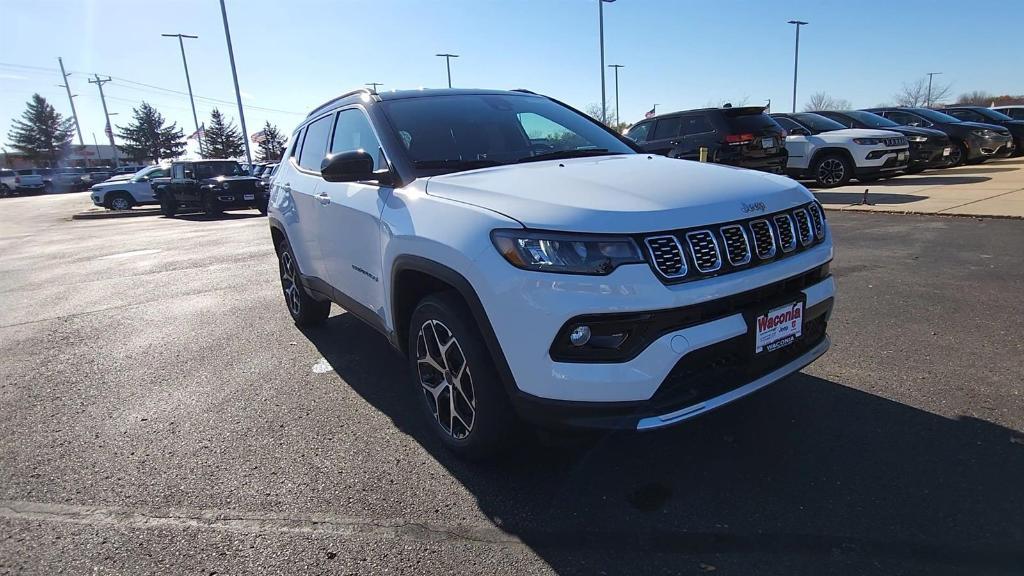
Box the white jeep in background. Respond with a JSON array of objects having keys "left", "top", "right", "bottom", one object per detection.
[
  {"left": 90, "top": 165, "right": 169, "bottom": 210},
  {"left": 771, "top": 112, "right": 910, "bottom": 188}
]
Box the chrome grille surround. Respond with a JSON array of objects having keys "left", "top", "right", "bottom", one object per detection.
[
  {"left": 644, "top": 235, "right": 688, "bottom": 279},
  {"left": 719, "top": 224, "right": 751, "bottom": 266},
  {"left": 685, "top": 230, "right": 722, "bottom": 273},
  {"left": 793, "top": 208, "right": 813, "bottom": 246},
  {"left": 749, "top": 219, "right": 777, "bottom": 260},
  {"left": 807, "top": 202, "right": 825, "bottom": 240},
  {"left": 773, "top": 213, "right": 797, "bottom": 253}
]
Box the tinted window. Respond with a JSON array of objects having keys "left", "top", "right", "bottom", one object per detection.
[
  {"left": 816, "top": 112, "right": 854, "bottom": 128},
  {"left": 331, "top": 109, "right": 384, "bottom": 170},
  {"left": 724, "top": 112, "right": 780, "bottom": 133},
  {"left": 679, "top": 116, "right": 713, "bottom": 136},
  {"left": 773, "top": 116, "right": 804, "bottom": 132},
  {"left": 195, "top": 162, "right": 244, "bottom": 178},
  {"left": 791, "top": 113, "right": 846, "bottom": 133},
  {"left": 912, "top": 108, "right": 961, "bottom": 124},
  {"left": 843, "top": 111, "right": 899, "bottom": 128},
  {"left": 172, "top": 164, "right": 186, "bottom": 179},
  {"left": 947, "top": 109, "right": 984, "bottom": 122},
  {"left": 0, "top": 170, "right": 14, "bottom": 177},
  {"left": 651, "top": 116, "right": 682, "bottom": 140},
  {"left": 298, "top": 115, "right": 334, "bottom": 172},
  {"left": 885, "top": 111, "right": 928, "bottom": 126},
  {"left": 1000, "top": 108, "right": 1024, "bottom": 120},
  {"left": 625, "top": 122, "right": 651, "bottom": 142},
  {"left": 972, "top": 108, "right": 1012, "bottom": 122}
]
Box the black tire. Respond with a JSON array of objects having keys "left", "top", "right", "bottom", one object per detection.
[
  {"left": 407, "top": 292, "right": 517, "bottom": 459},
  {"left": 159, "top": 194, "right": 178, "bottom": 217},
  {"left": 203, "top": 192, "right": 222, "bottom": 216},
  {"left": 0, "top": 184, "right": 10, "bottom": 198},
  {"left": 105, "top": 192, "right": 134, "bottom": 211},
  {"left": 277, "top": 238, "right": 330, "bottom": 326},
  {"left": 905, "top": 165, "right": 926, "bottom": 175},
  {"left": 811, "top": 153, "right": 852, "bottom": 188},
  {"left": 257, "top": 196, "right": 269, "bottom": 216},
  {"left": 946, "top": 142, "right": 968, "bottom": 167}
]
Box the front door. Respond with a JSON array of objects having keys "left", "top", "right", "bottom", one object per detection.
[{"left": 315, "top": 107, "right": 392, "bottom": 319}]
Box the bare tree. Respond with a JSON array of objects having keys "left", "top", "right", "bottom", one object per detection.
[
  {"left": 803, "top": 92, "right": 852, "bottom": 111},
  {"left": 894, "top": 77, "right": 952, "bottom": 107},
  {"left": 956, "top": 90, "right": 994, "bottom": 106}
]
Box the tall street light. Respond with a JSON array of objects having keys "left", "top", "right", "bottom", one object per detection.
[
  {"left": 436, "top": 54, "right": 459, "bottom": 88},
  {"left": 926, "top": 72, "right": 943, "bottom": 107},
  {"left": 366, "top": 82, "right": 383, "bottom": 92},
  {"left": 162, "top": 33, "right": 203, "bottom": 155},
  {"left": 608, "top": 64, "right": 624, "bottom": 128},
  {"left": 598, "top": 0, "right": 616, "bottom": 124},
  {"left": 219, "top": 0, "right": 252, "bottom": 165},
  {"left": 787, "top": 20, "right": 808, "bottom": 113}
]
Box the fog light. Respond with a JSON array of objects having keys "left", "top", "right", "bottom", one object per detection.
[{"left": 569, "top": 325, "right": 591, "bottom": 347}]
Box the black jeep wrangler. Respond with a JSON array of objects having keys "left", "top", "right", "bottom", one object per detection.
[{"left": 153, "top": 159, "right": 267, "bottom": 217}]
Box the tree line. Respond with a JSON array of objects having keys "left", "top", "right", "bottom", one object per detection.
[
  {"left": 5, "top": 94, "right": 288, "bottom": 166},
  {"left": 802, "top": 75, "right": 1024, "bottom": 112}
]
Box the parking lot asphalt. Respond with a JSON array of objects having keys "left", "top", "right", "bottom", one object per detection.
[
  {"left": 1, "top": 192, "right": 1023, "bottom": 575},
  {"left": 815, "top": 155, "right": 1024, "bottom": 218}
]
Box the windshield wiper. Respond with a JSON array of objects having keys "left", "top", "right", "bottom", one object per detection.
[
  {"left": 412, "top": 159, "right": 506, "bottom": 170},
  {"left": 516, "top": 149, "right": 621, "bottom": 163}
]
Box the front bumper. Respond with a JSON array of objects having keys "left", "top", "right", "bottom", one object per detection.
[
  {"left": 474, "top": 231, "right": 835, "bottom": 429},
  {"left": 855, "top": 146, "right": 909, "bottom": 175},
  {"left": 909, "top": 140, "right": 950, "bottom": 168},
  {"left": 967, "top": 134, "right": 1013, "bottom": 159}
]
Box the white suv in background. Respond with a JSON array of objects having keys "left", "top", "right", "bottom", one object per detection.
[
  {"left": 90, "top": 165, "right": 169, "bottom": 210},
  {"left": 771, "top": 112, "right": 910, "bottom": 187},
  {"left": 270, "top": 89, "right": 835, "bottom": 458}
]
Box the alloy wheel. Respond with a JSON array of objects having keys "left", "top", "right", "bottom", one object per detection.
[
  {"left": 818, "top": 158, "right": 846, "bottom": 186},
  {"left": 416, "top": 319, "right": 476, "bottom": 439},
  {"left": 110, "top": 196, "right": 131, "bottom": 211},
  {"left": 948, "top": 145, "right": 963, "bottom": 166},
  {"left": 279, "top": 251, "right": 301, "bottom": 316}
]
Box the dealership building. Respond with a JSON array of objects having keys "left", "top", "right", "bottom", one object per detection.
[{"left": 0, "top": 144, "right": 122, "bottom": 170}]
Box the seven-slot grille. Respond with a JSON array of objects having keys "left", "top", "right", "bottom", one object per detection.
[
  {"left": 644, "top": 236, "right": 687, "bottom": 278},
  {"left": 642, "top": 202, "right": 826, "bottom": 283}
]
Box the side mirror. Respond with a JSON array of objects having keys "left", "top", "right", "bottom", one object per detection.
[
  {"left": 184, "top": 170, "right": 194, "bottom": 180},
  {"left": 321, "top": 150, "right": 391, "bottom": 184}
]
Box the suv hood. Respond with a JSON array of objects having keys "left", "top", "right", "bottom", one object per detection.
[
  {"left": 957, "top": 121, "right": 1011, "bottom": 134},
  {"left": 815, "top": 128, "right": 905, "bottom": 140},
  {"left": 424, "top": 154, "right": 813, "bottom": 234}
]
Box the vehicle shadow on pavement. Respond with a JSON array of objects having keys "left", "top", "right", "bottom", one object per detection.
[
  {"left": 301, "top": 313, "right": 1024, "bottom": 575},
  {"left": 169, "top": 212, "right": 265, "bottom": 222},
  {"left": 814, "top": 192, "right": 927, "bottom": 205},
  {"left": 870, "top": 175, "right": 991, "bottom": 187},
  {"left": 946, "top": 166, "right": 1019, "bottom": 175}
]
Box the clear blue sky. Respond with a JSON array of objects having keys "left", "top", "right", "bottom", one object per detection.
[{"left": 3, "top": 0, "right": 1023, "bottom": 157}]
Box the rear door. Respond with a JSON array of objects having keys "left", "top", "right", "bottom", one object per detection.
[
  {"left": 675, "top": 114, "right": 716, "bottom": 159},
  {"left": 315, "top": 107, "right": 391, "bottom": 317},
  {"left": 641, "top": 115, "right": 683, "bottom": 156}
]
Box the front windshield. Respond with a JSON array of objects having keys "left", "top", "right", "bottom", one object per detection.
[
  {"left": 913, "top": 108, "right": 962, "bottom": 123},
  {"left": 845, "top": 111, "right": 899, "bottom": 128},
  {"left": 380, "top": 94, "right": 634, "bottom": 173},
  {"left": 195, "top": 161, "right": 245, "bottom": 178},
  {"left": 792, "top": 113, "right": 847, "bottom": 133}
]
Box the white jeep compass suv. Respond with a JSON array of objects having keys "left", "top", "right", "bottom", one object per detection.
[{"left": 270, "top": 89, "right": 835, "bottom": 457}]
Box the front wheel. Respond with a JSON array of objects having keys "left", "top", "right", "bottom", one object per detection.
[
  {"left": 159, "top": 194, "right": 177, "bottom": 217},
  {"left": 203, "top": 193, "right": 222, "bottom": 217},
  {"left": 106, "top": 192, "right": 134, "bottom": 211},
  {"left": 408, "top": 292, "right": 517, "bottom": 459},
  {"left": 946, "top": 142, "right": 968, "bottom": 167},
  {"left": 811, "top": 154, "right": 852, "bottom": 188}
]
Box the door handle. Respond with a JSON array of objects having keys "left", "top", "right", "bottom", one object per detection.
[{"left": 317, "top": 191, "right": 330, "bottom": 205}]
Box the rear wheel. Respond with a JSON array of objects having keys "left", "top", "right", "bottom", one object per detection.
[
  {"left": 811, "top": 154, "right": 852, "bottom": 188},
  {"left": 106, "top": 192, "right": 134, "bottom": 211},
  {"left": 277, "top": 238, "right": 330, "bottom": 326},
  {"left": 408, "top": 292, "right": 517, "bottom": 459}
]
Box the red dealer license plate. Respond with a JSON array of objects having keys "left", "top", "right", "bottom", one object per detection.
[{"left": 755, "top": 301, "right": 803, "bottom": 354}]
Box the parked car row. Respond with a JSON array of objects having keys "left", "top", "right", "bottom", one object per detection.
[
  {"left": 626, "top": 104, "right": 1019, "bottom": 187},
  {"left": 2, "top": 165, "right": 150, "bottom": 196}
]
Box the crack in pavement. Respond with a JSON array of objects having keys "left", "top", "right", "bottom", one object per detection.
[{"left": 0, "top": 500, "right": 521, "bottom": 547}]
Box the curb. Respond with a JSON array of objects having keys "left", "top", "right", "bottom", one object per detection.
[
  {"left": 71, "top": 208, "right": 163, "bottom": 221},
  {"left": 821, "top": 206, "right": 1024, "bottom": 221}
]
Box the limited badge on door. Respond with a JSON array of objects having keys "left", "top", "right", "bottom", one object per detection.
[{"left": 755, "top": 301, "right": 803, "bottom": 354}]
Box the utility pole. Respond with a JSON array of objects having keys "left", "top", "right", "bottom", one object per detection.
[
  {"left": 787, "top": 20, "right": 808, "bottom": 113},
  {"left": 57, "top": 57, "right": 84, "bottom": 146},
  {"left": 435, "top": 54, "right": 459, "bottom": 88},
  {"left": 88, "top": 75, "right": 120, "bottom": 167},
  {"left": 219, "top": 0, "right": 252, "bottom": 165},
  {"left": 162, "top": 33, "right": 203, "bottom": 154},
  {"left": 598, "top": 0, "right": 616, "bottom": 124},
  {"left": 366, "top": 82, "right": 383, "bottom": 92},
  {"left": 926, "top": 72, "right": 943, "bottom": 107},
  {"left": 608, "top": 64, "right": 624, "bottom": 128}
]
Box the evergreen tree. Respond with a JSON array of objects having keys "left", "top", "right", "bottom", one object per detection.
[
  {"left": 202, "top": 108, "right": 245, "bottom": 159},
  {"left": 115, "top": 102, "right": 185, "bottom": 162},
  {"left": 255, "top": 121, "right": 286, "bottom": 162},
  {"left": 6, "top": 94, "right": 75, "bottom": 165}
]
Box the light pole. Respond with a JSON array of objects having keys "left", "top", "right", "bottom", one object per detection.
[
  {"left": 219, "top": 0, "right": 252, "bottom": 165},
  {"left": 787, "top": 20, "right": 808, "bottom": 113},
  {"left": 162, "top": 33, "right": 203, "bottom": 154},
  {"left": 88, "top": 75, "right": 120, "bottom": 167},
  {"left": 57, "top": 57, "right": 84, "bottom": 146},
  {"left": 366, "top": 82, "right": 383, "bottom": 92},
  {"left": 926, "top": 72, "right": 943, "bottom": 107},
  {"left": 598, "top": 0, "right": 616, "bottom": 124},
  {"left": 608, "top": 64, "right": 624, "bottom": 128},
  {"left": 435, "top": 54, "right": 459, "bottom": 88}
]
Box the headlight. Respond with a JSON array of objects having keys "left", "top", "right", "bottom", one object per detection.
[
  {"left": 852, "top": 137, "right": 883, "bottom": 145},
  {"left": 972, "top": 129, "right": 998, "bottom": 137},
  {"left": 907, "top": 135, "right": 928, "bottom": 142},
  {"left": 491, "top": 230, "right": 644, "bottom": 275}
]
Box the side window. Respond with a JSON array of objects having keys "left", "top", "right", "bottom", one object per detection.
[
  {"left": 152, "top": 168, "right": 169, "bottom": 178},
  {"left": 1005, "top": 109, "right": 1024, "bottom": 120},
  {"left": 331, "top": 109, "right": 384, "bottom": 169},
  {"left": 289, "top": 129, "right": 302, "bottom": 158},
  {"left": 651, "top": 116, "right": 682, "bottom": 140},
  {"left": 887, "top": 111, "right": 927, "bottom": 127},
  {"left": 298, "top": 115, "right": 334, "bottom": 172},
  {"left": 952, "top": 110, "right": 983, "bottom": 122},
  {"left": 172, "top": 164, "right": 185, "bottom": 179},
  {"left": 774, "top": 117, "right": 803, "bottom": 132},
  {"left": 679, "top": 115, "right": 713, "bottom": 136},
  {"left": 820, "top": 113, "right": 853, "bottom": 128},
  {"left": 625, "top": 122, "right": 651, "bottom": 142}
]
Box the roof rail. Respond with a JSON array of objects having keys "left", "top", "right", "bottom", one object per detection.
[{"left": 306, "top": 88, "right": 374, "bottom": 118}]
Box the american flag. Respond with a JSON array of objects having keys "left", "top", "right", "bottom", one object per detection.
[
  {"left": 104, "top": 122, "right": 113, "bottom": 139},
  {"left": 187, "top": 125, "right": 205, "bottom": 140},
  {"left": 250, "top": 130, "right": 267, "bottom": 144},
  {"left": 644, "top": 107, "right": 656, "bottom": 119}
]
